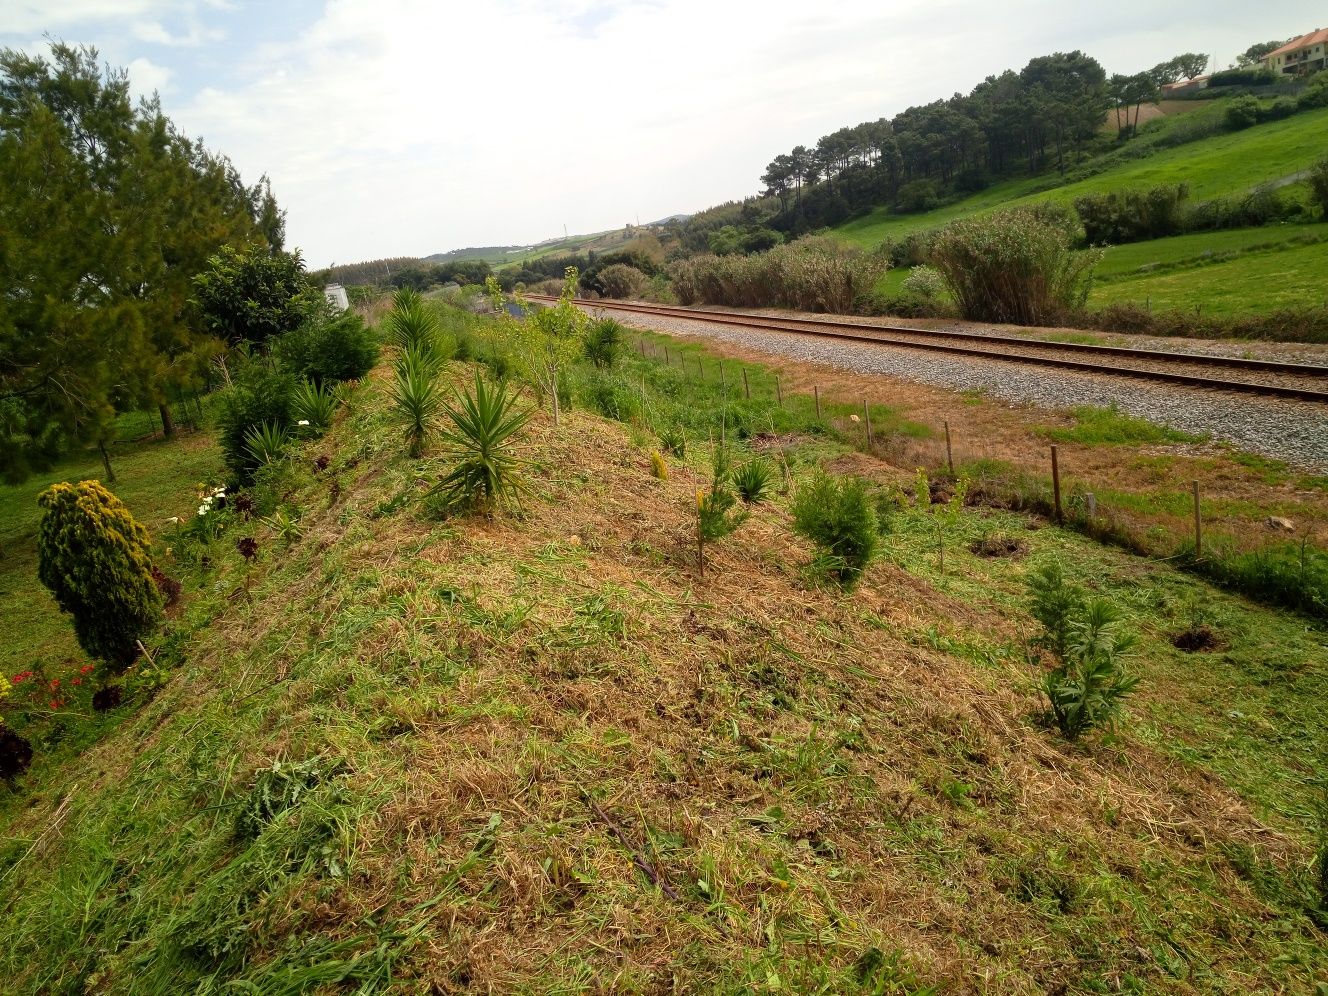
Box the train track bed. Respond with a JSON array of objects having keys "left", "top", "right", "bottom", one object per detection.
[{"left": 525, "top": 296, "right": 1328, "bottom": 470}]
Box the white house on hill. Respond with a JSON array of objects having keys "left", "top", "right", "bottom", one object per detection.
[{"left": 1261, "top": 29, "right": 1328, "bottom": 76}]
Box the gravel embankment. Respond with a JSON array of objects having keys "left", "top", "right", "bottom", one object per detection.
[{"left": 596, "top": 308, "right": 1328, "bottom": 472}]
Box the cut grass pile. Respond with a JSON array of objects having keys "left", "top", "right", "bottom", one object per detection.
[{"left": 1, "top": 317, "right": 1326, "bottom": 992}]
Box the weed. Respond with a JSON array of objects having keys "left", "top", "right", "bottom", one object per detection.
[{"left": 659, "top": 425, "right": 687, "bottom": 458}]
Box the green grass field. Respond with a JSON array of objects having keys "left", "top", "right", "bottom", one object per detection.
[
  {"left": 836, "top": 106, "right": 1328, "bottom": 249},
  {"left": 1092, "top": 222, "right": 1328, "bottom": 280}
]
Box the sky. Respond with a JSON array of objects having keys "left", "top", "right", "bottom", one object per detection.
[{"left": 2, "top": 1, "right": 1323, "bottom": 268}]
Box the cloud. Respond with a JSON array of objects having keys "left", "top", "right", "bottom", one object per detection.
[
  {"left": 131, "top": 20, "right": 222, "bottom": 46},
  {"left": 127, "top": 57, "right": 173, "bottom": 98},
  {"left": 4, "top": 1, "right": 174, "bottom": 34}
]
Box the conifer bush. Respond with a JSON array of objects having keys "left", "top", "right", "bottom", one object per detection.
[
  {"left": 1028, "top": 562, "right": 1139, "bottom": 740},
  {"left": 37, "top": 480, "right": 163, "bottom": 671},
  {"left": 792, "top": 472, "right": 878, "bottom": 587}
]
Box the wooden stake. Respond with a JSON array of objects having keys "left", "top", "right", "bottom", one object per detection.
[
  {"left": 719, "top": 362, "right": 726, "bottom": 393},
  {"left": 1051, "top": 445, "right": 1062, "bottom": 521},
  {"left": 742, "top": 369, "right": 750, "bottom": 399},
  {"left": 814, "top": 385, "right": 821, "bottom": 420},
  {"left": 944, "top": 420, "right": 953, "bottom": 475},
  {"left": 1192, "top": 480, "right": 1202, "bottom": 557},
  {"left": 863, "top": 400, "right": 873, "bottom": 448},
  {"left": 775, "top": 376, "right": 782, "bottom": 406}
]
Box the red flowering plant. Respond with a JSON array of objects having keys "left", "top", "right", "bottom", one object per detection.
[{"left": 4, "top": 660, "right": 98, "bottom": 725}]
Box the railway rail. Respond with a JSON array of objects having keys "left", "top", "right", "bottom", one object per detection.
[{"left": 525, "top": 295, "right": 1328, "bottom": 404}]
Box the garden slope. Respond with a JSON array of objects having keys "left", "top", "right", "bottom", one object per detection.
[{"left": 0, "top": 362, "right": 1324, "bottom": 992}]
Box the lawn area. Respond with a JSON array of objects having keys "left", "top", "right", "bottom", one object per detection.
[
  {"left": 0, "top": 428, "right": 222, "bottom": 683},
  {"left": 836, "top": 106, "right": 1328, "bottom": 249},
  {"left": 1090, "top": 240, "right": 1328, "bottom": 315},
  {"left": 1093, "top": 222, "right": 1328, "bottom": 280}
]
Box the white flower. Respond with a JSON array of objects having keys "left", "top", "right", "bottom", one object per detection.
[
  {"left": 297, "top": 419, "right": 310, "bottom": 426},
  {"left": 849, "top": 414, "right": 861, "bottom": 423},
  {"left": 197, "top": 506, "right": 208, "bottom": 516}
]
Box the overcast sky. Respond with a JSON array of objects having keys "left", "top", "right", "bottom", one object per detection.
[{"left": 3, "top": 1, "right": 1322, "bottom": 267}]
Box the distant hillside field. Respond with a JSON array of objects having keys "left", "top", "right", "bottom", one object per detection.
[{"left": 835, "top": 106, "right": 1328, "bottom": 250}]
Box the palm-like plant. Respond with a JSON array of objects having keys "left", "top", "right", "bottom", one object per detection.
[
  {"left": 732, "top": 458, "right": 773, "bottom": 504},
  {"left": 392, "top": 361, "right": 443, "bottom": 458},
  {"left": 242, "top": 421, "right": 289, "bottom": 468},
  {"left": 385, "top": 299, "right": 442, "bottom": 355},
  {"left": 291, "top": 379, "right": 337, "bottom": 432},
  {"left": 427, "top": 372, "right": 530, "bottom": 512}
]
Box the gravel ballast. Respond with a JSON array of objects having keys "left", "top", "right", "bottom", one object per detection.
[{"left": 595, "top": 308, "right": 1328, "bottom": 472}]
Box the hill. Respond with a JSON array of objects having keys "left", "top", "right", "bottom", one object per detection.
[
  {"left": 1, "top": 305, "right": 1326, "bottom": 991},
  {"left": 834, "top": 105, "right": 1328, "bottom": 250}
]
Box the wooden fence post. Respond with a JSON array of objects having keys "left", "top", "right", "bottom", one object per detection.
[
  {"left": 1051, "top": 445, "right": 1062, "bottom": 521},
  {"left": 775, "top": 376, "right": 782, "bottom": 406},
  {"left": 863, "top": 400, "right": 873, "bottom": 448},
  {"left": 743, "top": 369, "right": 750, "bottom": 399},
  {"left": 814, "top": 385, "right": 821, "bottom": 420},
  {"left": 944, "top": 420, "right": 953, "bottom": 475},
  {"left": 1192, "top": 480, "right": 1202, "bottom": 557}
]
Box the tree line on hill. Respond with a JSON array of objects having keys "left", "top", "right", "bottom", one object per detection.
[
  {"left": 0, "top": 43, "right": 285, "bottom": 484},
  {"left": 752, "top": 48, "right": 1221, "bottom": 238}
]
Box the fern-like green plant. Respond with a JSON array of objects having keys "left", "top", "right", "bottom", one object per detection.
[
  {"left": 392, "top": 360, "right": 443, "bottom": 459},
  {"left": 583, "top": 317, "right": 624, "bottom": 368},
  {"left": 242, "top": 421, "right": 289, "bottom": 468},
  {"left": 694, "top": 446, "right": 747, "bottom": 577},
  {"left": 733, "top": 458, "right": 773, "bottom": 504},
  {"left": 291, "top": 379, "right": 337, "bottom": 432},
  {"left": 426, "top": 372, "right": 530, "bottom": 512},
  {"left": 659, "top": 425, "right": 686, "bottom": 458}
]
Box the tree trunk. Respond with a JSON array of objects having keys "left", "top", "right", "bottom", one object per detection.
[
  {"left": 159, "top": 402, "right": 175, "bottom": 438},
  {"left": 98, "top": 441, "right": 117, "bottom": 484}
]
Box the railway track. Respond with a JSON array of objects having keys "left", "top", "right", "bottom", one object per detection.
[{"left": 525, "top": 295, "right": 1328, "bottom": 403}]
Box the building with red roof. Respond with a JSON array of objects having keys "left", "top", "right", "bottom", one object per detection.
[{"left": 1261, "top": 29, "right": 1328, "bottom": 76}]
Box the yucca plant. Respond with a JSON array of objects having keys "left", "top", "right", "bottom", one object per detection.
[
  {"left": 427, "top": 372, "right": 530, "bottom": 513},
  {"left": 659, "top": 425, "right": 686, "bottom": 458},
  {"left": 391, "top": 361, "right": 443, "bottom": 458},
  {"left": 291, "top": 379, "right": 337, "bottom": 433},
  {"left": 385, "top": 299, "right": 442, "bottom": 356},
  {"left": 583, "top": 318, "right": 625, "bottom": 368},
  {"left": 733, "top": 458, "right": 773, "bottom": 504},
  {"left": 242, "top": 421, "right": 289, "bottom": 468}
]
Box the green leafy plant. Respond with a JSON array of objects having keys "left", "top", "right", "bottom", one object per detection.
[
  {"left": 426, "top": 372, "right": 530, "bottom": 513},
  {"left": 384, "top": 293, "right": 445, "bottom": 360},
  {"left": 732, "top": 458, "right": 773, "bottom": 504},
  {"left": 216, "top": 361, "right": 297, "bottom": 482},
  {"left": 391, "top": 354, "right": 443, "bottom": 459},
  {"left": 272, "top": 301, "right": 379, "bottom": 385},
  {"left": 242, "top": 421, "right": 289, "bottom": 469},
  {"left": 261, "top": 508, "right": 303, "bottom": 545},
  {"left": 37, "top": 480, "right": 163, "bottom": 670},
  {"left": 518, "top": 267, "right": 588, "bottom": 427},
  {"left": 792, "top": 472, "right": 878, "bottom": 587},
  {"left": 660, "top": 425, "right": 687, "bottom": 458},
  {"left": 1028, "top": 562, "right": 1139, "bottom": 740},
  {"left": 695, "top": 447, "right": 747, "bottom": 577},
  {"left": 291, "top": 380, "right": 337, "bottom": 433},
  {"left": 583, "top": 317, "right": 625, "bottom": 368}
]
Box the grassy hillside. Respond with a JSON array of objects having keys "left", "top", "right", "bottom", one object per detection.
[
  {"left": 2, "top": 315, "right": 1326, "bottom": 991},
  {"left": 835, "top": 106, "right": 1328, "bottom": 250}
]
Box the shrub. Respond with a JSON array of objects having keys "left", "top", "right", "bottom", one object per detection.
[
  {"left": 732, "top": 458, "right": 773, "bottom": 504},
  {"left": 694, "top": 448, "right": 747, "bottom": 577},
  {"left": 669, "top": 237, "right": 889, "bottom": 313},
  {"left": 595, "top": 264, "right": 648, "bottom": 299},
  {"left": 427, "top": 372, "right": 529, "bottom": 513},
  {"left": 660, "top": 425, "right": 687, "bottom": 457},
  {"left": 901, "top": 265, "right": 945, "bottom": 300},
  {"left": 1209, "top": 67, "right": 1279, "bottom": 87},
  {"left": 791, "top": 473, "right": 878, "bottom": 586},
  {"left": 896, "top": 178, "right": 942, "bottom": 214},
  {"left": 1263, "top": 96, "right": 1297, "bottom": 121},
  {"left": 1074, "top": 185, "right": 1188, "bottom": 244},
  {"left": 191, "top": 244, "right": 308, "bottom": 346},
  {"left": 1299, "top": 73, "right": 1328, "bottom": 109},
  {"left": 1310, "top": 157, "right": 1328, "bottom": 219},
  {"left": 650, "top": 450, "right": 668, "bottom": 480},
  {"left": 1028, "top": 563, "right": 1138, "bottom": 740},
  {"left": 583, "top": 318, "right": 625, "bottom": 368},
  {"left": 272, "top": 303, "right": 379, "bottom": 384},
  {"left": 37, "top": 480, "right": 163, "bottom": 670},
  {"left": 1224, "top": 95, "right": 1261, "bottom": 130},
  {"left": 290, "top": 379, "right": 338, "bottom": 432},
  {"left": 217, "top": 361, "right": 297, "bottom": 482},
  {"left": 930, "top": 209, "right": 1100, "bottom": 325}
]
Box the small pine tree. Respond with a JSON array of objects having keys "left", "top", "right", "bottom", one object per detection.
[{"left": 37, "top": 481, "right": 163, "bottom": 671}]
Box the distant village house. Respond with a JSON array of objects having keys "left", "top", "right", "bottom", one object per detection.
[{"left": 1260, "top": 29, "right": 1328, "bottom": 76}]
